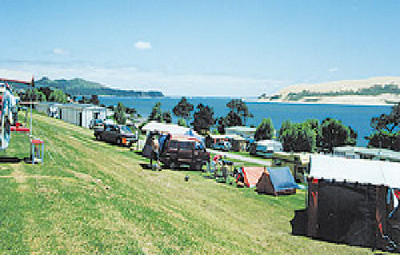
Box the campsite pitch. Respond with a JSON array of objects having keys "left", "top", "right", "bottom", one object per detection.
[{"left": 0, "top": 113, "right": 382, "bottom": 254}]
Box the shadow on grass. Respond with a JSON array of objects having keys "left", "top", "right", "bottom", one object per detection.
[{"left": 0, "top": 156, "right": 33, "bottom": 164}]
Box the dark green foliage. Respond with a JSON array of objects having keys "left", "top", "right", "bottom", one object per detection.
[
  {"left": 366, "top": 131, "right": 398, "bottom": 150},
  {"left": 280, "top": 123, "right": 316, "bottom": 152},
  {"left": 78, "top": 95, "right": 100, "bottom": 105},
  {"left": 225, "top": 111, "right": 242, "bottom": 127},
  {"left": 367, "top": 103, "right": 400, "bottom": 150},
  {"left": 125, "top": 107, "right": 138, "bottom": 115},
  {"left": 279, "top": 118, "right": 356, "bottom": 152},
  {"left": 305, "top": 119, "right": 322, "bottom": 146},
  {"left": 90, "top": 95, "right": 100, "bottom": 105},
  {"left": 19, "top": 88, "right": 46, "bottom": 103},
  {"left": 320, "top": 118, "right": 357, "bottom": 152},
  {"left": 226, "top": 99, "right": 253, "bottom": 125},
  {"left": 162, "top": 111, "right": 172, "bottom": 124},
  {"left": 279, "top": 120, "right": 293, "bottom": 137},
  {"left": 114, "top": 102, "right": 127, "bottom": 124},
  {"left": 192, "top": 104, "right": 215, "bottom": 135},
  {"left": 38, "top": 87, "right": 53, "bottom": 99},
  {"left": 31, "top": 77, "right": 164, "bottom": 97},
  {"left": 172, "top": 97, "right": 194, "bottom": 122},
  {"left": 48, "top": 89, "right": 68, "bottom": 103},
  {"left": 371, "top": 102, "right": 400, "bottom": 132},
  {"left": 254, "top": 118, "right": 274, "bottom": 141},
  {"left": 177, "top": 118, "right": 187, "bottom": 127},
  {"left": 216, "top": 117, "right": 226, "bottom": 134},
  {"left": 148, "top": 102, "right": 163, "bottom": 122}
]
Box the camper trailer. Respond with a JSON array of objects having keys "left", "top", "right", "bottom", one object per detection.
[{"left": 250, "top": 140, "right": 283, "bottom": 158}]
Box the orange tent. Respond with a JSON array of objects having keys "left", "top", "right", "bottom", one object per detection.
[{"left": 240, "top": 167, "right": 265, "bottom": 188}]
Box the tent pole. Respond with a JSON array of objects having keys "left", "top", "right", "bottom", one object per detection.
[{"left": 30, "top": 78, "right": 33, "bottom": 137}]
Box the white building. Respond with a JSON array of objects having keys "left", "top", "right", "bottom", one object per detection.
[{"left": 37, "top": 102, "right": 107, "bottom": 128}]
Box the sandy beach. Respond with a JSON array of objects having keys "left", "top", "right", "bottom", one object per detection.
[{"left": 257, "top": 94, "right": 399, "bottom": 106}]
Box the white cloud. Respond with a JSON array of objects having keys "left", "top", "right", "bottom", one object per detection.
[
  {"left": 328, "top": 67, "right": 339, "bottom": 73},
  {"left": 53, "top": 48, "right": 69, "bottom": 55},
  {"left": 0, "top": 61, "right": 287, "bottom": 97},
  {"left": 134, "top": 41, "right": 152, "bottom": 50}
]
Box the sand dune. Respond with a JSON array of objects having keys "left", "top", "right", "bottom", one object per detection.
[{"left": 278, "top": 76, "right": 400, "bottom": 96}]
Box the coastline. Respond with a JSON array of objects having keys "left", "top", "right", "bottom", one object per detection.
[{"left": 254, "top": 95, "right": 399, "bottom": 106}]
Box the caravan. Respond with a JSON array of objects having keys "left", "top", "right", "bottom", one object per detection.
[{"left": 250, "top": 140, "right": 283, "bottom": 158}]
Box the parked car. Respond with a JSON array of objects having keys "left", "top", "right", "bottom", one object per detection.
[
  {"left": 159, "top": 137, "right": 210, "bottom": 170},
  {"left": 212, "top": 141, "right": 232, "bottom": 151},
  {"left": 94, "top": 124, "right": 137, "bottom": 147},
  {"left": 89, "top": 119, "right": 104, "bottom": 129}
]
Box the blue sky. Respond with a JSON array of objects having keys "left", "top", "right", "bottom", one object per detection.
[{"left": 1, "top": 0, "right": 399, "bottom": 96}]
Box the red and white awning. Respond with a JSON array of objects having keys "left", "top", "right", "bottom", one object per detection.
[{"left": 0, "top": 70, "right": 33, "bottom": 84}]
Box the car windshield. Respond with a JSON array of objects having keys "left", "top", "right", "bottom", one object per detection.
[
  {"left": 119, "top": 126, "right": 132, "bottom": 133},
  {"left": 95, "top": 119, "right": 103, "bottom": 124},
  {"left": 179, "top": 142, "right": 193, "bottom": 150}
]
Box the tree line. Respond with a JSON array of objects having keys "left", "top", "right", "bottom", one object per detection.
[
  {"left": 141, "top": 97, "right": 359, "bottom": 153},
  {"left": 366, "top": 102, "right": 400, "bottom": 151}
]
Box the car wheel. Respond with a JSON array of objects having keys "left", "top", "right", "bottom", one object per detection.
[
  {"left": 95, "top": 134, "right": 101, "bottom": 140},
  {"left": 117, "top": 138, "right": 122, "bottom": 146}
]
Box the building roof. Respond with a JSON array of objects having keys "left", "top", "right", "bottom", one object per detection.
[
  {"left": 310, "top": 155, "right": 400, "bottom": 188},
  {"left": 225, "top": 126, "right": 256, "bottom": 132},
  {"left": 209, "top": 134, "right": 246, "bottom": 141},
  {"left": 142, "top": 121, "right": 197, "bottom": 135},
  {"left": 334, "top": 146, "right": 400, "bottom": 161}
]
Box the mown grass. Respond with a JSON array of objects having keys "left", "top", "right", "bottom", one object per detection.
[{"left": 0, "top": 113, "right": 379, "bottom": 254}]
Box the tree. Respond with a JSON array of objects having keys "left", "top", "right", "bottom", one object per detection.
[
  {"left": 192, "top": 104, "right": 215, "bottom": 135},
  {"left": 320, "top": 118, "right": 357, "bottom": 152},
  {"left": 162, "top": 111, "right": 172, "bottom": 124},
  {"left": 226, "top": 99, "right": 253, "bottom": 125},
  {"left": 280, "top": 123, "right": 316, "bottom": 152},
  {"left": 367, "top": 103, "right": 400, "bottom": 150},
  {"left": 279, "top": 120, "right": 293, "bottom": 137},
  {"left": 48, "top": 89, "right": 68, "bottom": 103},
  {"left": 216, "top": 117, "right": 226, "bottom": 134},
  {"left": 172, "top": 97, "right": 194, "bottom": 123},
  {"left": 177, "top": 118, "right": 187, "bottom": 127},
  {"left": 90, "top": 95, "right": 100, "bottom": 105},
  {"left": 38, "top": 87, "right": 53, "bottom": 99},
  {"left": 371, "top": 102, "right": 400, "bottom": 133},
  {"left": 254, "top": 118, "right": 274, "bottom": 141},
  {"left": 305, "top": 119, "right": 322, "bottom": 147},
  {"left": 148, "top": 102, "right": 163, "bottom": 122},
  {"left": 114, "top": 102, "right": 127, "bottom": 124},
  {"left": 225, "top": 111, "right": 242, "bottom": 127}
]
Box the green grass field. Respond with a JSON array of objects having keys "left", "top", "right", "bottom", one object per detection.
[{"left": 0, "top": 114, "right": 378, "bottom": 254}]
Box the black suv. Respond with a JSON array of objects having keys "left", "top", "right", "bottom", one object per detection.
[{"left": 94, "top": 124, "right": 137, "bottom": 147}]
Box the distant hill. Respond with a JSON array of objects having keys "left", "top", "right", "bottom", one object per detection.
[
  {"left": 259, "top": 76, "right": 400, "bottom": 105},
  {"left": 30, "top": 77, "right": 164, "bottom": 97}
]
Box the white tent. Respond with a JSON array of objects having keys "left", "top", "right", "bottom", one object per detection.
[
  {"left": 141, "top": 122, "right": 192, "bottom": 135},
  {"left": 0, "top": 70, "right": 33, "bottom": 84},
  {"left": 310, "top": 155, "right": 400, "bottom": 189}
]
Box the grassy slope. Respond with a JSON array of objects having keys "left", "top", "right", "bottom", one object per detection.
[{"left": 0, "top": 114, "right": 375, "bottom": 254}]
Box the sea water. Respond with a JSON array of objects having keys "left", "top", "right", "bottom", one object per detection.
[{"left": 99, "top": 96, "right": 392, "bottom": 147}]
